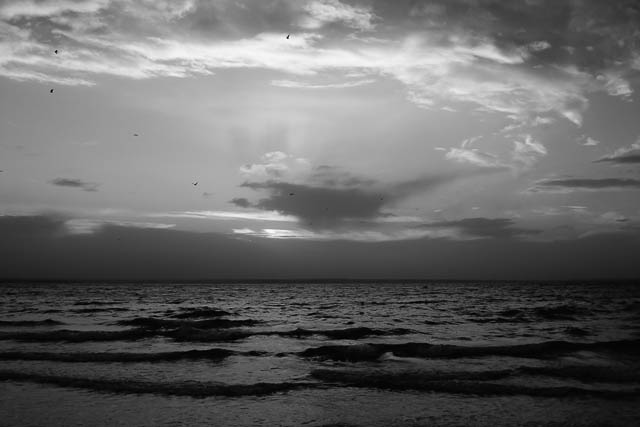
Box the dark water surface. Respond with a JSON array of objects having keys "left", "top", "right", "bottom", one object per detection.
[{"left": 1, "top": 281, "right": 639, "bottom": 426}]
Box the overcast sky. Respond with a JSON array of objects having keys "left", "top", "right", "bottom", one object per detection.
[{"left": 1, "top": 0, "right": 640, "bottom": 280}]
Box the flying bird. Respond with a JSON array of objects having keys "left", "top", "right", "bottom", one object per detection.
[
  {"left": 49, "top": 89, "right": 54, "bottom": 93},
  {"left": 192, "top": 181, "right": 198, "bottom": 186},
  {"left": 289, "top": 192, "right": 295, "bottom": 196},
  {"left": 133, "top": 133, "right": 139, "bottom": 136},
  {"left": 54, "top": 49, "right": 58, "bottom": 54},
  {"left": 286, "top": 34, "right": 290, "bottom": 39}
]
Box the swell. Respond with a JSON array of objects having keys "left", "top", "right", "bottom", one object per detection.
[
  {"left": 116, "top": 317, "right": 258, "bottom": 329},
  {"left": 0, "top": 370, "right": 318, "bottom": 397},
  {"left": 272, "top": 327, "right": 414, "bottom": 340},
  {"left": 0, "top": 319, "right": 64, "bottom": 327},
  {"left": 73, "top": 300, "right": 124, "bottom": 306},
  {"left": 3, "top": 369, "right": 635, "bottom": 399},
  {"left": 310, "top": 369, "right": 640, "bottom": 399},
  {"left": 467, "top": 304, "right": 597, "bottom": 324},
  {"left": 0, "top": 329, "right": 152, "bottom": 343},
  {"left": 0, "top": 326, "right": 412, "bottom": 343},
  {"left": 300, "top": 339, "right": 640, "bottom": 361},
  {"left": 167, "top": 307, "right": 231, "bottom": 319},
  {"left": 0, "top": 348, "right": 238, "bottom": 363},
  {"left": 519, "top": 366, "right": 640, "bottom": 383}
]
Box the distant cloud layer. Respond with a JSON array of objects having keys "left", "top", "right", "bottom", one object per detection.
[
  {"left": 2, "top": 214, "right": 640, "bottom": 280},
  {"left": 50, "top": 178, "right": 99, "bottom": 192},
  {"left": 530, "top": 178, "right": 640, "bottom": 192},
  {"left": 1, "top": 0, "right": 638, "bottom": 126},
  {"left": 420, "top": 217, "right": 540, "bottom": 239}
]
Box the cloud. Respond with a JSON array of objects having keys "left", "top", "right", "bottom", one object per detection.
[
  {"left": 512, "top": 135, "right": 547, "bottom": 168},
  {"left": 236, "top": 163, "right": 505, "bottom": 229},
  {"left": 231, "top": 226, "right": 447, "bottom": 242},
  {"left": 0, "top": 0, "right": 110, "bottom": 19},
  {"left": 579, "top": 135, "right": 600, "bottom": 146},
  {"left": 64, "top": 218, "right": 175, "bottom": 234},
  {"left": 239, "top": 151, "right": 311, "bottom": 180},
  {"left": 420, "top": 217, "right": 540, "bottom": 240},
  {"left": 240, "top": 180, "right": 387, "bottom": 228},
  {"left": 49, "top": 178, "right": 99, "bottom": 192},
  {"left": 442, "top": 134, "right": 546, "bottom": 171},
  {"left": 300, "top": 0, "right": 376, "bottom": 31},
  {"left": 595, "top": 141, "right": 640, "bottom": 164},
  {"left": 156, "top": 210, "right": 297, "bottom": 223},
  {"left": 596, "top": 72, "right": 633, "bottom": 98},
  {"left": 271, "top": 78, "right": 375, "bottom": 89},
  {"left": 0, "top": 0, "right": 636, "bottom": 127},
  {"left": 528, "top": 40, "right": 551, "bottom": 52},
  {"left": 230, "top": 198, "right": 252, "bottom": 208},
  {"left": 444, "top": 147, "right": 507, "bottom": 169},
  {"left": 530, "top": 177, "right": 640, "bottom": 192}
]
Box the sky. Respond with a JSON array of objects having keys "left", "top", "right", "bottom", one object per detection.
[{"left": 1, "top": 0, "right": 640, "bottom": 280}]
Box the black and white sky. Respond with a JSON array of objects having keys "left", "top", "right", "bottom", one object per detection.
[{"left": 1, "top": 0, "right": 640, "bottom": 279}]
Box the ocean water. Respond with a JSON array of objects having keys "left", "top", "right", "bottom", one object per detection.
[{"left": 0, "top": 281, "right": 639, "bottom": 427}]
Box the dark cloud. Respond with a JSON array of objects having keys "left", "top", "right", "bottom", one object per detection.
[
  {"left": 241, "top": 180, "right": 387, "bottom": 228},
  {"left": 531, "top": 178, "right": 640, "bottom": 191},
  {"left": 50, "top": 178, "right": 99, "bottom": 192},
  {"left": 595, "top": 153, "right": 640, "bottom": 165},
  {"left": 236, "top": 165, "right": 505, "bottom": 228},
  {"left": 400, "top": 0, "right": 640, "bottom": 70},
  {"left": 420, "top": 217, "right": 540, "bottom": 239},
  {"left": 2, "top": 214, "right": 640, "bottom": 280},
  {"left": 230, "top": 197, "right": 252, "bottom": 208}
]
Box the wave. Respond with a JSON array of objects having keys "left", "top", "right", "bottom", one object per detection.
[
  {"left": 533, "top": 304, "right": 590, "bottom": 321},
  {"left": 0, "top": 326, "right": 421, "bottom": 344},
  {"left": 73, "top": 300, "right": 124, "bottom": 306},
  {"left": 310, "top": 369, "right": 640, "bottom": 398},
  {"left": 468, "top": 305, "right": 594, "bottom": 324},
  {"left": 564, "top": 326, "right": 590, "bottom": 337},
  {"left": 0, "top": 370, "right": 317, "bottom": 397},
  {"left": 0, "top": 348, "right": 236, "bottom": 363},
  {"left": 0, "top": 319, "right": 64, "bottom": 327},
  {"left": 519, "top": 366, "right": 640, "bottom": 383},
  {"left": 70, "top": 307, "right": 130, "bottom": 314},
  {"left": 168, "top": 307, "right": 231, "bottom": 319},
  {"left": 300, "top": 339, "right": 640, "bottom": 361},
  {"left": 166, "top": 328, "right": 255, "bottom": 342},
  {"left": 116, "top": 317, "right": 258, "bottom": 329},
  {"left": 274, "top": 327, "right": 414, "bottom": 340},
  {"left": 0, "top": 329, "right": 152, "bottom": 342}
]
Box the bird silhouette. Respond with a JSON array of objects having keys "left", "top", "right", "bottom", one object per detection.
[
  {"left": 192, "top": 181, "right": 198, "bottom": 186},
  {"left": 133, "top": 133, "right": 139, "bottom": 136},
  {"left": 289, "top": 192, "right": 295, "bottom": 196},
  {"left": 286, "top": 34, "right": 290, "bottom": 39},
  {"left": 54, "top": 49, "right": 58, "bottom": 54},
  {"left": 49, "top": 89, "right": 54, "bottom": 93}
]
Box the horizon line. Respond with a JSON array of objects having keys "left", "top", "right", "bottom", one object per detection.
[{"left": 1, "top": 278, "right": 638, "bottom": 284}]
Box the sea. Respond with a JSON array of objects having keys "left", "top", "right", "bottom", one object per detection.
[{"left": 0, "top": 281, "right": 639, "bottom": 427}]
